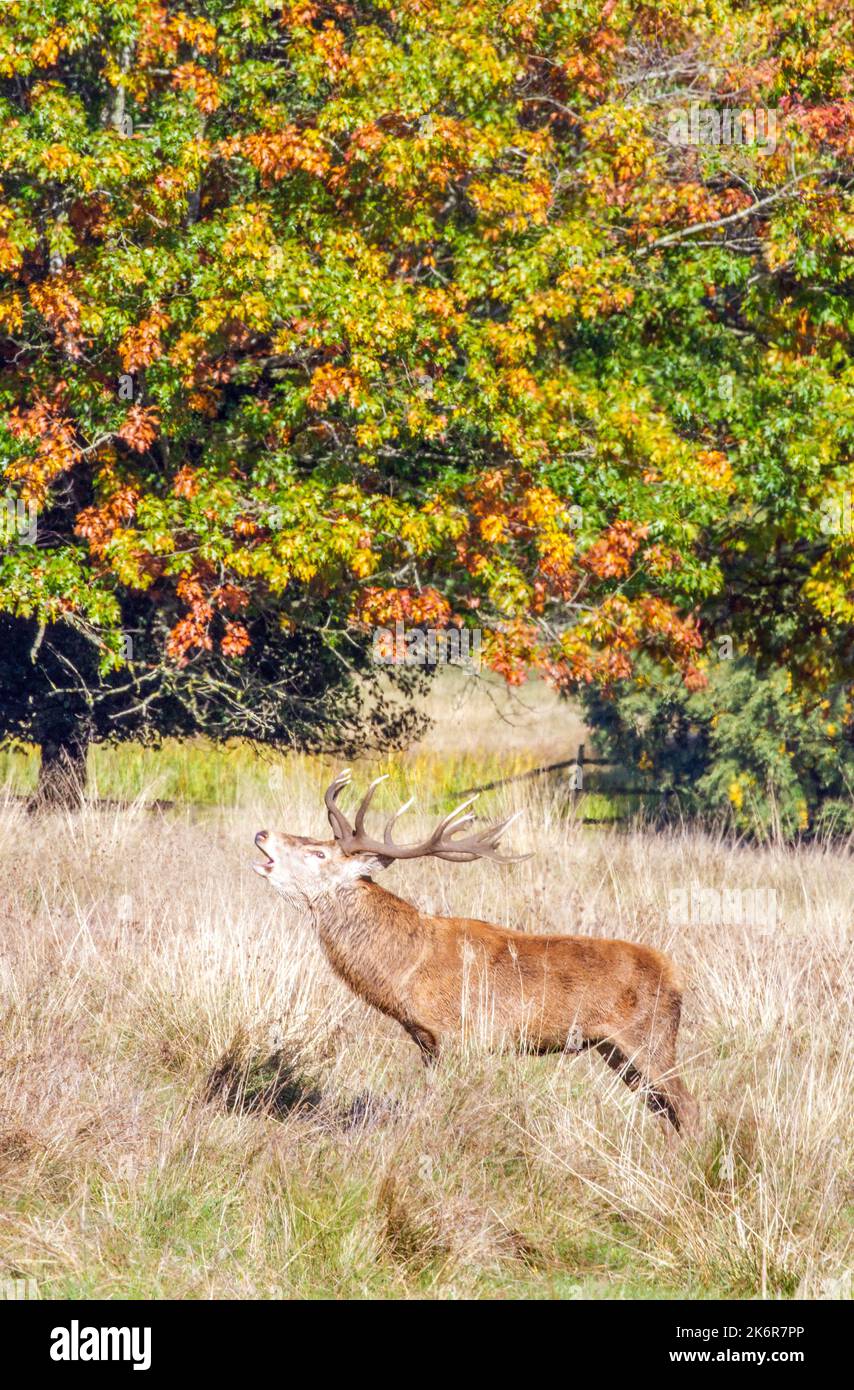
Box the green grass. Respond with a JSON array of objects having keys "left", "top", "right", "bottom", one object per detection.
[
  {"left": 1, "top": 1056, "right": 730, "bottom": 1301},
  {"left": 0, "top": 739, "right": 635, "bottom": 824},
  {"left": 1, "top": 738, "right": 297, "bottom": 806}
]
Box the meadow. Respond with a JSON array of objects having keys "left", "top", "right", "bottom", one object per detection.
[{"left": 0, "top": 677, "right": 850, "bottom": 1300}]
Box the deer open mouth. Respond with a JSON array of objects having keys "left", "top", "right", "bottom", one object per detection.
[{"left": 253, "top": 832, "right": 274, "bottom": 874}]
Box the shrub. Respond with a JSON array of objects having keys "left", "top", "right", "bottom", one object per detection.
[{"left": 580, "top": 659, "right": 854, "bottom": 840}]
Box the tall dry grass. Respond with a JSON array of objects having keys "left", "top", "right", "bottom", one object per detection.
[{"left": 0, "top": 755, "right": 851, "bottom": 1299}]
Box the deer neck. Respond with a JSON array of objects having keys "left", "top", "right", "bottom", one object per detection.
[{"left": 307, "top": 879, "right": 427, "bottom": 1017}]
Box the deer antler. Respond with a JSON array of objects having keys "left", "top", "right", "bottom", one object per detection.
[{"left": 324, "top": 770, "right": 530, "bottom": 863}]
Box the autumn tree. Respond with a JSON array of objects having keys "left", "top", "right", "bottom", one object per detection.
[{"left": 0, "top": 1, "right": 851, "bottom": 802}]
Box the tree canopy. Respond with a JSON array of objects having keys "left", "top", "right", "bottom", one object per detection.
[{"left": 0, "top": 0, "right": 851, "bottom": 790}]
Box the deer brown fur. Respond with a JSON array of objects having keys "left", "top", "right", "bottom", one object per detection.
[{"left": 254, "top": 774, "right": 698, "bottom": 1135}]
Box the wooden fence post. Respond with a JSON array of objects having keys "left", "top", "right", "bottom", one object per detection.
[{"left": 570, "top": 742, "right": 585, "bottom": 803}]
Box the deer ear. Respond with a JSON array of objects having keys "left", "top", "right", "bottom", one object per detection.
[{"left": 349, "top": 852, "right": 394, "bottom": 878}]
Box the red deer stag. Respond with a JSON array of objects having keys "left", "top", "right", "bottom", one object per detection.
[{"left": 253, "top": 771, "right": 698, "bottom": 1135}]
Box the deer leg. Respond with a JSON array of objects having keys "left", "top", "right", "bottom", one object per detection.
[
  {"left": 594, "top": 1038, "right": 679, "bottom": 1129},
  {"left": 402, "top": 1022, "right": 440, "bottom": 1066},
  {"left": 661, "top": 1072, "right": 699, "bottom": 1138},
  {"left": 594, "top": 1039, "right": 649, "bottom": 1097},
  {"left": 604, "top": 1017, "right": 698, "bottom": 1137},
  {"left": 639, "top": 1006, "right": 699, "bottom": 1139}
]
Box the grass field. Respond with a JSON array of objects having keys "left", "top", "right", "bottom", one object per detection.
[{"left": 0, "top": 679, "right": 851, "bottom": 1300}]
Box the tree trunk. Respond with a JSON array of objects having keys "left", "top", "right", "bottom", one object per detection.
[{"left": 32, "top": 733, "right": 89, "bottom": 809}]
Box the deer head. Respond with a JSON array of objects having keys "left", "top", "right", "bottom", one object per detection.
[{"left": 254, "top": 769, "right": 528, "bottom": 905}]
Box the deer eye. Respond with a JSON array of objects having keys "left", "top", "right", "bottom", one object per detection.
[{"left": 309, "top": 849, "right": 327, "bottom": 860}]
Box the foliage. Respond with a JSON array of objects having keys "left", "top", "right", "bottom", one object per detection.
[
  {"left": 581, "top": 656, "right": 854, "bottom": 838},
  {"left": 0, "top": 0, "right": 852, "bottom": 765}
]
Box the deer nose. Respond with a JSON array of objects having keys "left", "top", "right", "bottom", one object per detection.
[{"left": 255, "top": 830, "right": 268, "bottom": 846}]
